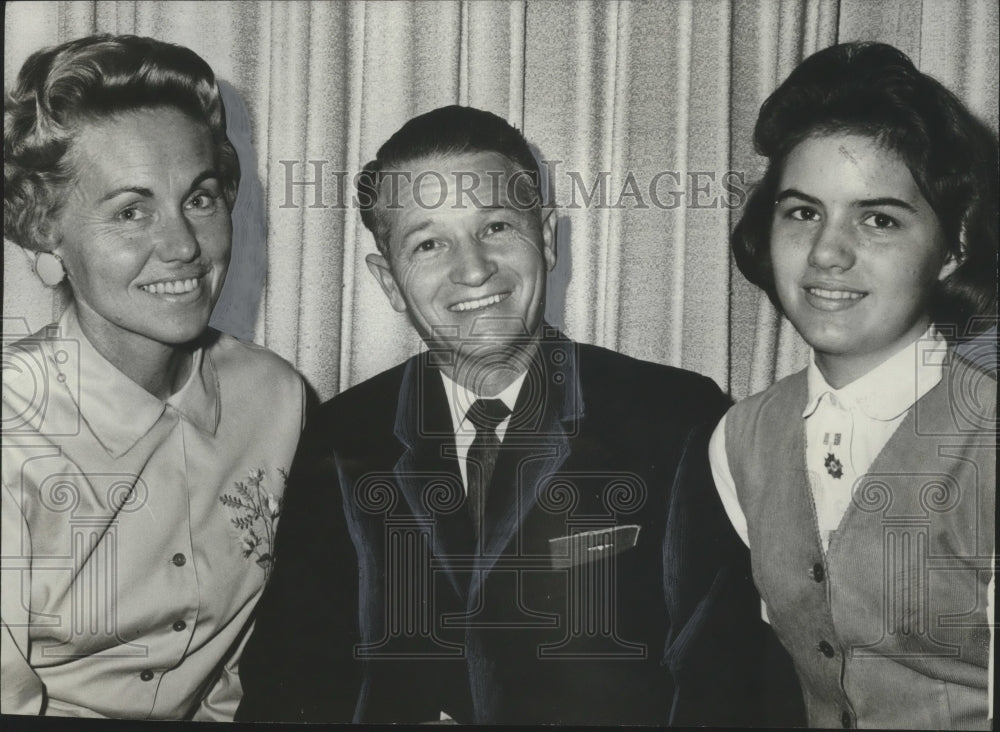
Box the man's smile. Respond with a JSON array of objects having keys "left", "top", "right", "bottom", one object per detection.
[{"left": 448, "top": 291, "right": 511, "bottom": 313}]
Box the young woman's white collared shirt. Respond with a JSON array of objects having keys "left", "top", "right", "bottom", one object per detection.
[
  {"left": 710, "top": 328, "right": 952, "bottom": 624},
  {"left": 710, "top": 327, "right": 946, "bottom": 553}
]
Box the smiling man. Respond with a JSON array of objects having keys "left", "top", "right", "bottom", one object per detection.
[
  {"left": 363, "top": 144, "right": 554, "bottom": 400},
  {"left": 237, "top": 106, "right": 783, "bottom": 725}
]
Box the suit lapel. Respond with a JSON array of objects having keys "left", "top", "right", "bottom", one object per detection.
[
  {"left": 390, "top": 331, "right": 586, "bottom": 601},
  {"left": 474, "top": 330, "right": 584, "bottom": 594},
  {"left": 392, "top": 356, "right": 474, "bottom": 597}
]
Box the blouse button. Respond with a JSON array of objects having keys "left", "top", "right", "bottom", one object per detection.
[
  {"left": 171, "top": 553, "right": 187, "bottom": 567},
  {"left": 841, "top": 710, "right": 852, "bottom": 727},
  {"left": 818, "top": 640, "right": 835, "bottom": 658},
  {"left": 140, "top": 670, "right": 155, "bottom": 682},
  {"left": 172, "top": 620, "right": 187, "bottom": 632},
  {"left": 811, "top": 563, "right": 825, "bottom": 582}
]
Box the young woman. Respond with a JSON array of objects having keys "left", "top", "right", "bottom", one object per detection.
[
  {"left": 2, "top": 35, "right": 303, "bottom": 719},
  {"left": 710, "top": 42, "right": 996, "bottom": 729}
]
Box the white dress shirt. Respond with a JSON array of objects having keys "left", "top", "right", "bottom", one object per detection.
[
  {"left": 437, "top": 369, "right": 526, "bottom": 722},
  {"left": 439, "top": 370, "right": 527, "bottom": 492}
]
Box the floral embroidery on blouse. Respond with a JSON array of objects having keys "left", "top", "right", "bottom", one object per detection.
[{"left": 220, "top": 467, "right": 287, "bottom": 575}]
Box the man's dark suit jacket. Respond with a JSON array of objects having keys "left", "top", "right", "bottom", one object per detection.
[{"left": 237, "top": 328, "right": 794, "bottom": 725}]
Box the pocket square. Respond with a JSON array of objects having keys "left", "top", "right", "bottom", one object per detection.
[{"left": 548, "top": 525, "right": 641, "bottom": 569}]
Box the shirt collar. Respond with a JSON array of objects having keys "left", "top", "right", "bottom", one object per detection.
[
  {"left": 439, "top": 368, "right": 527, "bottom": 435},
  {"left": 803, "top": 326, "right": 946, "bottom": 421},
  {"left": 393, "top": 325, "right": 583, "bottom": 448},
  {"left": 56, "top": 305, "right": 220, "bottom": 458}
]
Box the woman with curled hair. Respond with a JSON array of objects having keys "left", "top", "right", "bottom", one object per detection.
[
  {"left": 2, "top": 35, "right": 303, "bottom": 719},
  {"left": 709, "top": 42, "right": 996, "bottom": 729}
]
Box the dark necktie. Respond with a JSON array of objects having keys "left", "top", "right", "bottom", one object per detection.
[{"left": 465, "top": 398, "right": 512, "bottom": 538}]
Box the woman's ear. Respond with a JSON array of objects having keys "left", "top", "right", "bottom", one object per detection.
[
  {"left": 937, "top": 252, "right": 959, "bottom": 281},
  {"left": 24, "top": 217, "right": 68, "bottom": 286},
  {"left": 938, "top": 223, "right": 966, "bottom": 281},
  {"left": 31, "top": 219, "right": 58, "bottom": 252}
]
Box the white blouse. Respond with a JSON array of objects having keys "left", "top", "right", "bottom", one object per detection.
[
  {"left": 1, "top": 305, "right": 304, "bottom": 719},
  {"left": 708, "top": 328, "right": 949, "bottom": 623}
]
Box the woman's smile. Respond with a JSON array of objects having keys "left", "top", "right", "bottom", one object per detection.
[{"left": 52, "top": 107, "right": 232, "bottom": 368}]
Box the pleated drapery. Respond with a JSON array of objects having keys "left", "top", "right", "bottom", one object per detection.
[{"left": 4, "top": 0, "right": 998, "bottom": 401}]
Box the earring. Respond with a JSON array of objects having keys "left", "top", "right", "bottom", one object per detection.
[{"left": 34, "top": 251, "right": 66, "bottom": 287}]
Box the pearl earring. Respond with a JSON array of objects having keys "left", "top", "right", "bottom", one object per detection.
[{"left": 34, "top": 251, "right": 66, "bottom": 287}]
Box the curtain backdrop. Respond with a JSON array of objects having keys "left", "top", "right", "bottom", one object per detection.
[{"left": 5, "top": 0, "right": 998, "bottom": 402}]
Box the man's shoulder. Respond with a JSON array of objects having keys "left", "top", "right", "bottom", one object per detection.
[
  {"left": 574, "top": 340, "right": 727, "bottom": 411},
  {"left": 308, "top": 357, "right": 411, "bottom": 439},
  {"left": 576, "top": 340, "right": 710, "bottom": 379}
]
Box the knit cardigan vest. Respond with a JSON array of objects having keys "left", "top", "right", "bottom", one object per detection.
[{"left": 725, "top": 354, "right": 994, "bottom": 729}]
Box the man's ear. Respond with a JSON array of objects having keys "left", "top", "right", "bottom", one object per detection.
[
  {"left": 365, "top": 252, "right": 407, "bottom": 313},
  {"left": 540, "top": 206, "right": 558, "bottom": 272}
]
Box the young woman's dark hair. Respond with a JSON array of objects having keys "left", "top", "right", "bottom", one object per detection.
[{"left": 732, "top": 42, "right": 998, "bottom": 340}]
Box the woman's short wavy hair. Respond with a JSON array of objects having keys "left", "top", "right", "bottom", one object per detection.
[
  {"left": 732, "top": 42, "right": 998, "bottom": 338},
  {"left": 4, "top": 34, "right": 239, "bottom": 252}
]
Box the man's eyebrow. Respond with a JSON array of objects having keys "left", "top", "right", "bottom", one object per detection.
[
  {"left": 398, "top": 219, "right": 433, "bottom": 241},
  {"left": 774, "top": 188, "right": 821, "bottom": 206},
  {"left": 854, "top": 196, "right": 918, "bottom": 213}
]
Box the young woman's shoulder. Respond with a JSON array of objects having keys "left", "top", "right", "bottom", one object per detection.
[
  {"left": 727, "top": 368, "right": 808, "bottom": 425},
  {"left": 950, "top": 348, "right": 997, "bottom": 387},
  {"left": 936, "top": 349, "right": 997, "bottom": 424}
]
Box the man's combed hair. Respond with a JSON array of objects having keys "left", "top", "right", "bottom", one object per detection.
[
  {"left": 732, "top": 42, "right": 998, "bottom": 338},
  {"left": 357, "top": 105, "right": 542, "bottom": 255},
  {"left": 4, "top": 34, "right": 239, "bottom": 252}
]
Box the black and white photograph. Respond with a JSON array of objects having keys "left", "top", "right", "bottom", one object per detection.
[{"left": 2, "top": 0, "right": 997, "bottom": 728}]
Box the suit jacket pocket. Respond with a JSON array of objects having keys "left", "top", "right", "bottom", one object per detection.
[{"left": 548, "top": 524, "right": 641, "bottom": 569}]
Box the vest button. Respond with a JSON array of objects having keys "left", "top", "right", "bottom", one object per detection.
[
  {"left": 172, "top": 553, "right": 187, "bottom": 567},
  {"left": 172, "top": 620, "right": 187, "bottom": 632},
  {"left": 140, "top": 670, "right": 154, "bottom": 682},
  {"left": 811, "top": 562, "right": 825, "bottom": 582},
  {"left": 818, "top": 640, "right": 835, "bottom": 657},
  {"left": 841, "top": 710, "right": 851, "bottom": 727}
]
